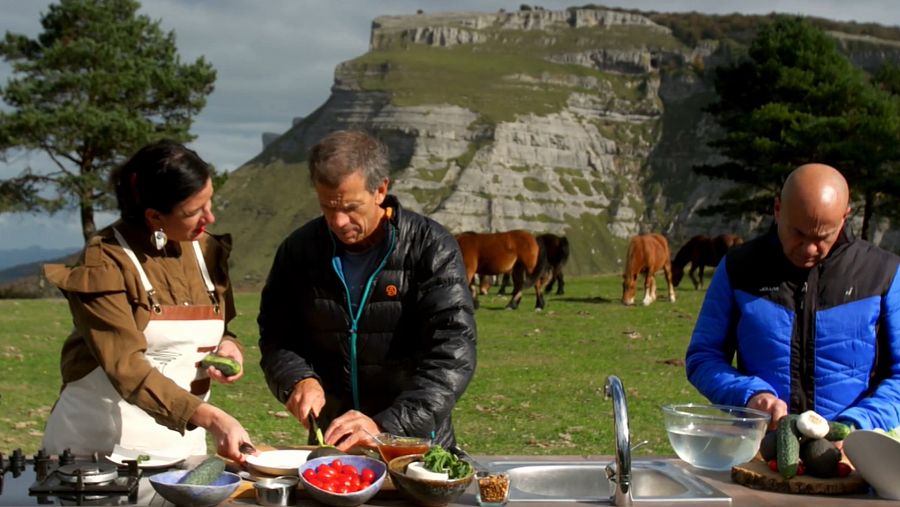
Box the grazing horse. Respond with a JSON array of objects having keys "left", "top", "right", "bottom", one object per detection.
[
  {"left": 622, "top": 233, "right": 675, "bottom": 306},
  {"left": 456, "top": 230, "right": 549, "bottom": 310},
  {"left": 672, "top": 234, "right": 743, "bottom": 289},
  {"left": 498, "top": 233, "right": 570, "bottom": 295}
]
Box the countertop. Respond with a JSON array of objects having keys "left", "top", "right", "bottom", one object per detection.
[{"left": 213, "top": 455, "right": 898, "bottom": 507}]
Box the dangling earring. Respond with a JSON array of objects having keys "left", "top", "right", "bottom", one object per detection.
[{"left": 152, "top": 228, "right": 168, "bottom": 250}]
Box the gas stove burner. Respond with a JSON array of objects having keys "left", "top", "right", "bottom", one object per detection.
[{"left": 56, "top": 463, "right": 119, "bottom": 485}]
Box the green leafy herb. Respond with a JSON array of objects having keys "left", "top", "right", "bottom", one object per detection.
[
  {"left": 136, "top": 454, "right": 151, "bottom": 464},
  {"left": 422, "top": 445, "right": 473, "bottom": 479}
]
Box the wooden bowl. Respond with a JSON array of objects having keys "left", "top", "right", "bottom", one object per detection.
[{"left": 387, "top": 454, "right": 474, "bottom": 507}]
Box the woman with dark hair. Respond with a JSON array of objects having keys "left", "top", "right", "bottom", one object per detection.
[{"left": 42, "top": 140, "right": 254, "bottom": 462}]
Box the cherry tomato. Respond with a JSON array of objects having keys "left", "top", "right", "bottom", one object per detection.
[
  {"left": 360, "top": 480, "right": 372, "bottom": 491},
  {"left": 767, "top": 459, "right": 778, "bottom": 472},
  {"left": 837, "top": 462, "right": 852, "bottom": 478},
  {"left": 340, "top": 464, "right": 358, "bottom": 477},
  {"left": 331, "top": 458, "right": 344, "bottom": 469},
  {"left": 796, "top": 462, "right": 806, "bottom": 476},
  {"left": 361, "top": 467, "right": 376, "bottom": 483},
  {"left": 317, "top": 464, "right": 337, "bottom": 479},
  {"left": 323, "top": 480, "right": 339, "bottom": 493},
  {"left": 302, "top": 469, "right": 317, "bottom": 481}
]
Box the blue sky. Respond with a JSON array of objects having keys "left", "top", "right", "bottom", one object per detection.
[{"left": 1, "top": 0, "right": 899, "bottom": 250}]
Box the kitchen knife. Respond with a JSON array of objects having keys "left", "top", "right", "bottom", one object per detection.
[{"left": 307, "top": 412, "right": 323, "bottom": 446}]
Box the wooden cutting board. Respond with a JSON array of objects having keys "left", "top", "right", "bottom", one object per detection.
[{"left": 731, "top": 459, "right": 868, "bottom": 495}]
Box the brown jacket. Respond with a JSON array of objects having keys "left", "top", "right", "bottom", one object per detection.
[{"left": 43, "top": 220, "right": 239, "bottom": 433}]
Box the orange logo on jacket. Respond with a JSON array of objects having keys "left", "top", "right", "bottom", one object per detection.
[{"left": 385, "top": 284, "right": 398, "bottom": 297}]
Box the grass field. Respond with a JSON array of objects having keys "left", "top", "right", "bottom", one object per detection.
[{"left": 0, "top": 273, "right": 711, "bottom": 457}]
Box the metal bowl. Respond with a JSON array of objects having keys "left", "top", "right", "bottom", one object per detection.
[{"left": 254, "top": 475, "right": 298, "bottom": 506}]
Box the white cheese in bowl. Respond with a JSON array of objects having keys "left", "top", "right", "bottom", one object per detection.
[{"left": 406, "top": 461, "right": 449, "bottom": 481}]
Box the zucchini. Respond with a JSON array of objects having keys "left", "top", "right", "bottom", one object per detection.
[
  {"left": 825, "top": 421, "right": 852, "bottom": 441},
  {"left": 179, "top": 456, "right": 226, "bottom": 485},
  {"left": 776, "top": 415, "right": 801, "bottom": 479},
  {"left": 200, "top": 354, "right": 241, "bottom": 376}
]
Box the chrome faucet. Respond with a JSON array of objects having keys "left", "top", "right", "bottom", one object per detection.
[{"left": 604, "top": 375, "right": 633, "bottom": 506}]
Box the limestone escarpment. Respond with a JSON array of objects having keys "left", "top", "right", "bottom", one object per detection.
[{"left": 216, "top": 7, "right": 900, "bottom": 286}]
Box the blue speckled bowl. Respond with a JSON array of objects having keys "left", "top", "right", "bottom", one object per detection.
[
  {"left": 149, "top": 469, "right": 240, "bottom": 507},
  {"left": 298, "top": 455, "right": 386, "bottom": 507}
]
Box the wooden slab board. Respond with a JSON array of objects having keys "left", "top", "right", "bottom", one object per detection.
[{"left": 731, "top": 459, "right": 868, "bottom": 495}]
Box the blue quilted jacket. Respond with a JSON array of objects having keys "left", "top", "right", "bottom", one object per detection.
[{"left": 686, "top": 226, "right": 900, "bottom": 430}]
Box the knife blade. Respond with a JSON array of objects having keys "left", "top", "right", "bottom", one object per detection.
[{"left": 307, "top": 412, "right": 323, "bottom": 446}]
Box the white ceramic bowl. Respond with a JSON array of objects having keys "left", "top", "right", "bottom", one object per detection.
[
  {"left": 844, "top": 430, "right": 900, "bottom": 500},
  {"left": 246, "top": 449, "right": 312, "bottom": 476},
  {"left": 662, "top": 403, "right": 770, "bottom": 471}
]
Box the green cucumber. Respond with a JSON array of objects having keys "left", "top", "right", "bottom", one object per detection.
[
  {"left": 776, "top": 415, "right": 801, "bottom": 479},
  {"left": 200, "top": 354, "right": 241, "bottom": 376},
  {"left": 179, "top": 456, "right": 226, "bottom": 485},
  {"left": 825, "top": 421, "right": 852, "bottom": 441}
]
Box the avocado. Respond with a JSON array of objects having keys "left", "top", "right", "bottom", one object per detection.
[
  {"left": 308, "top": 446, "right": 345, "bottom": 460},
  {"left": 800, "top": 438, "right": 841, "bottom": 478},
  {"left": 758, "top": 430, "right": 777, "bottom": 462}
]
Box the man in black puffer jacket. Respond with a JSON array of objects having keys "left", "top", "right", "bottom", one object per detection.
[{"left": 258, "top": 130, "right": 477, "bottom": 450}]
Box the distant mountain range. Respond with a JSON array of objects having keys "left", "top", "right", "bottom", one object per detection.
[
  {"left": 0, "top": 246, "right": 77, "bottom": 286},
  {"left": 0, "top": 246, "right": 77, "bottom": 271}
]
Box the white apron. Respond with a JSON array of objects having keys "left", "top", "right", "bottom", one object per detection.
[{"left": 43, "top": 229, "right": 224, "bottom": 459}]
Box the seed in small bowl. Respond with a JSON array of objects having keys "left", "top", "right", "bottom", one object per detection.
[{"left": 476, "top": 472, "right": 510, "bottom": 506}]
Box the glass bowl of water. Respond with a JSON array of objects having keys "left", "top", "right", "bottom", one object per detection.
[{"left": 662, "top": 403, "right": 770, "bottom": 471}]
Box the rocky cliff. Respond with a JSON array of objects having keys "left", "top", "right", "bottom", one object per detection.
[{"left": 214, "top": 7, "right": 900, "bottom": 287}]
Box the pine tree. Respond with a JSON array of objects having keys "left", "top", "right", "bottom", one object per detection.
[
  {"left": 697, "top": 16, "right": 900, "bottom": 239},
  {"left": 0, "top": 0, "right": 216, "bottom": 241}
]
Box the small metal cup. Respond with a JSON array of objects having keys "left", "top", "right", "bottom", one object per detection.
[{"left": 254, "top": 475, "right": 298, "bottom": 506}]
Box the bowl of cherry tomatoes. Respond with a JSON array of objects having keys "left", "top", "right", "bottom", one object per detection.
[{"left": 298, "top": 455, "right": 386, "bottom": 507}]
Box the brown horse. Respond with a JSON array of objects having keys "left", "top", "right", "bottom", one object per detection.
[
  {"left": 622, "top": 233, "right": 675, "bottom": 306},
  {"left": 672, "top": 234, "right": 743, "bottom": 289},
  {"left": 498, "top": 233, "right": 570, "bottom": 295},
  {"left": 456, "top": 230, "right": 549, "bottom": 310}
]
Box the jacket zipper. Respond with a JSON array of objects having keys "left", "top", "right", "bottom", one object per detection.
[
  {"left": 330, "top": 224, "right": 397, "bottom": 410},
  {"left": 793, "top": 274, "right": 817, "bottom": 413}
]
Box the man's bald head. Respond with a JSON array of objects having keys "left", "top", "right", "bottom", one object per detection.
[
  {"left": 781, "top": 163, "right": 850, "bottom": 212},
  {"left": 775, "top": 164, "right": 851, "bottom": 268}
]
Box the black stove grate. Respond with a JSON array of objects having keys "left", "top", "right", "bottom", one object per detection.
[{"left": 1, "top": 448, "right": 143, "bottom": 506}]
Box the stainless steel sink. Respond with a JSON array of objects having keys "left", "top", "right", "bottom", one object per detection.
[{"left": 485, "top": 459, "right": 731, "bottom": 504}]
